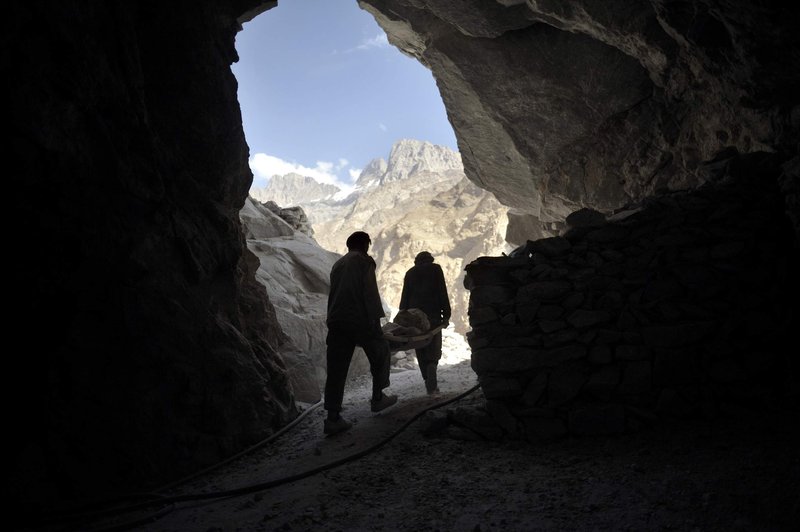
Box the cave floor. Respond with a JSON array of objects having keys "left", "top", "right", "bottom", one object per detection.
[{"left": 117, "top": 360, "right": 797, "bottom": 531}]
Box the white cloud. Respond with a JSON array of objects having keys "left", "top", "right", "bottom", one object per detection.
[
  {"left": 379, "top": 123, "right": 388, "bottom": 132},
  {"left": 250, "top": 153, "right": 343, "bottom": 187},
  {"left": 350, "top": 32, "right": 389, "bottom": 52},
  {"left": 316, "top": 160, "right": 334, "bottom": 174},
  {"left": 248, "top": 154, "right": 363, "bottom": 200}
]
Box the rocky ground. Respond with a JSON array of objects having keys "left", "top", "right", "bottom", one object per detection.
[{"left": 79, "top": 334, "right": 798, "bottom": 532}]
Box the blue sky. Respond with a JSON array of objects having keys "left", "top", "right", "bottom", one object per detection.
[{"left": 232, "top": 0, "right": 458, "bottom": 191}]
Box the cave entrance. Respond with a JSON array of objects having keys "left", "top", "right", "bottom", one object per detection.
[{"left": 232, "top": 0, "right": 512, "bottom": 374}]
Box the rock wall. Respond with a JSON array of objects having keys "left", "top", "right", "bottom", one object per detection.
[
  {"left": 359, "top": 0, "right": 800, "bottom": 235},
  {"left": 8, "top": 0, "right": 799, "bottom": 515},
  {"left": 240, "top": 197, "right": 374, "bottom": 402},
  {"left": 463, "top": 152, "right": 799, "bottom": 440},
  {"left": 8, "top": 0, "right": 294, "bottom": 509},
  {"left": 240, "top": 197, "right": 332, "bottom": 403}
]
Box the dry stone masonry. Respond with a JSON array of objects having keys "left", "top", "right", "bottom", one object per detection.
[{"left": 463, "top": 152, "right": 799, "bottom": 441}]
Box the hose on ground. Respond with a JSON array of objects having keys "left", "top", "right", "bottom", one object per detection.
[
  {"left": 30, "top": 383, "right": 482, "bottom": 531},
  {"left": 26, "top": 400, "right": 324, "bottom": 531}
]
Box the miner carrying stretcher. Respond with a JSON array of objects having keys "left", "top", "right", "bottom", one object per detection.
[
  {"left": 399, "top": 251, "right": 451, "bottom": 394},
  {"left": 323, "top": 231, "right": 397, "bottom": 436}
]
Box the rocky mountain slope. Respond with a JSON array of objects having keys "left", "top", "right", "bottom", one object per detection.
[
  {"left": 252, "top": 139, "right": 513, "bottom": 333},
  {"left": 250, "top": 172, "right": 341, "bottom": 207}
]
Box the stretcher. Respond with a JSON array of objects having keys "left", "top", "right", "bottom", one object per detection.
[{"left": 383, "top": 324, "right": 445, "bottom": 353}]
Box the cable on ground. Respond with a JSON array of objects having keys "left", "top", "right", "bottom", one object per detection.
[{"left": 29, "top": 383, "right": 482, "bottom": 532}]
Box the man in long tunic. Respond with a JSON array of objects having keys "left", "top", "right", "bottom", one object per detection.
[
  {"left": 323, "top": 231, "right": 397, "bottom": 435},
  {"left": 399, "top": 251, "right": 451, "bottom": 394}
]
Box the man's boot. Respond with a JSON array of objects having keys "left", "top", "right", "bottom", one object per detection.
[
  {"left": 425, "top": 363, "right": 439, "bottom": 394},
  {"left": 370, "top": 392, "right": 398, "bottom": 412},
  {"left": 324, "top": 415, "right": 352, "bottom": 436}
]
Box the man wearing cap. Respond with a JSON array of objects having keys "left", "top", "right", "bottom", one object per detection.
[
  {"left": 399, "top": 251, "right": 451, "bottom": 394},
  {"left": 323, "top": 231, "right": 397, "bottom": 435}
]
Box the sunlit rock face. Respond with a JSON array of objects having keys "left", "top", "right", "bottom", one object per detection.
[
  {"left": 10, "top": 0, "right": 295, "bottom": 508},
  {"left": 250, "top": 172, "right": 341, "bottom": 207},
  {"left": 358, "top": 0, "right": 800, "bottom": 236},
  {"left": 240, "top": 198, "right": 333, "bottom": 403},
  {"left": 309, "top": 140, "right": 512, "bottom": 334},
  {"left": 240, "top": 197, "right": 374, "bottom": 401}
]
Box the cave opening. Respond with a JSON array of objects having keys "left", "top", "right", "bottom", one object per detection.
[
  {"left": 9, "top": 1, "right": 799, "bottom": 527},
  {"left": 231, "top": 0, "right": 512, "bottom": 388}
]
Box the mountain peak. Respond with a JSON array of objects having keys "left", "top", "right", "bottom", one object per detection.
[
  {"left": 354, "top": 158, "right": 388, "bottom": 188},
  {"left": 356, "top": 139, "right": 462, "bottom": 186},
  {"left": 250, "top": 172, "right": 341, "bottom": 206}
]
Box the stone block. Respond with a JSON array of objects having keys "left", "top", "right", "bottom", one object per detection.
[
  {"left": 539, "top": 319, "right": 566, "bottom": 333},
  {"left": 618, "top": 360, "right": 652, "bottom": 394},
  {"left": 546, "top": 366, "right": 588, "bottom": 406},
  {"left": 562, "top": 292, "right": 585, "bottom": 309},
  {"left": 589, "top": 345, "right": 613, "bottom": 364},
  {"left": 655, "top": 388, "right": 693, "bottom": 416},
  {"left": 567, "top": 309, "right": 612, "bottom": 328},
  {"left": 530, "top": 236, "right": 572, "bottom": 257},
  {"left": 586, "top": 226, "right": 629, "bottom": 244},
  {"left": 516, "top": 301, "right": 541, "bottom": 324},
  {"left": 595, "top": 328, "right": 622, "bottom": 344},
  {"left": 480, "top": 375, "right": 523, "bottom": 399},
  {"left": 466, "top": 333, "right": 491, "bottom": 350},
  {"left": 568, "top": 404, "right": 627, "bottom": 435},
  {"left": 566, "top": 207, "right": 606, "bottom": 228},
  {"left": 542, "top": 328, "right": 579, "bottom": 347},
  {"left": 471, "top": 344, "right": 586, "bottom": 373},
  {"left": 597, "top": 291, "right": 624, "bottom": 309},
  {"left": 517, "top": 280, "right": 572, "bottom": 302},
  {"left": 468, "top": 306, "right": 499, "bottom": 326},
  {"left": 615, "top": 344, "right": 649, "bottom": 360},
  {"left": 653, "top": 348, "right": 701, "bottom": 385},
  {"left": 709, "top": 359, "right": 746, "bottom": 383},
  {"left": 470, "top": 284, "right": 516, "bottom": 306},
  {"left": 584, "top": 365, "right": 621, "bottom": 398},
  {"left": 521, "top": 371, "right": 548, "bottom": 406},
  {"left": 642, "top": 322, "right": 713, "bottom": 347},
  {"left": 500, "top": 312, "right": 517, "bottom": 326},
  {"left": 537, "top": 304, "right": 564, "bottom": 319}
]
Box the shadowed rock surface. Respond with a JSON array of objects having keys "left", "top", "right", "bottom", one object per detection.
[
  {"left": 8, "top": 0, "right": 799, "bottom": 520},
  {"left": 9, "top": 0, "right": 296, "bottom": 510},
  {"left": 464, "top": 152, "right": 799, "bottom": 440},
  {"left": 359, "top": 0, "right": 800, "bottom": 235}
]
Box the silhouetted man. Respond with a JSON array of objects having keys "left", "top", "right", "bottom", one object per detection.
[
  {"left": 323, "top": 231, "right": 397, "bottom": 435},
  {"left": 399, "top": 251, "right": 451, "bottom": 394}
]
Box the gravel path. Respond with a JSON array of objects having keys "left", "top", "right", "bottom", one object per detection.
[{"left": 97, "top": 354, "right": 800, "bottom": 532}]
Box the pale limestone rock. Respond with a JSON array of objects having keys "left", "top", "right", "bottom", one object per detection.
[
  {"left": 311, "top": 140, "right": 512, "bottom": 334},
  {"left": 248, "top": 140, "right": 511, "bottom": 334},
  {"left": 240, "top": 197, "right": 374, "bottom": 402},
  {"left": 250, "top": 172, "right": 341, "bottom": 206},
  {"left": 358, "top": 0, "right": 785, "bottom": 226}
]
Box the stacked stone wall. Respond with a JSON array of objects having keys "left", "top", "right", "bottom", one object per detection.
[{"left": 464, "top": 154, "right": 799, "bottom": 440}]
